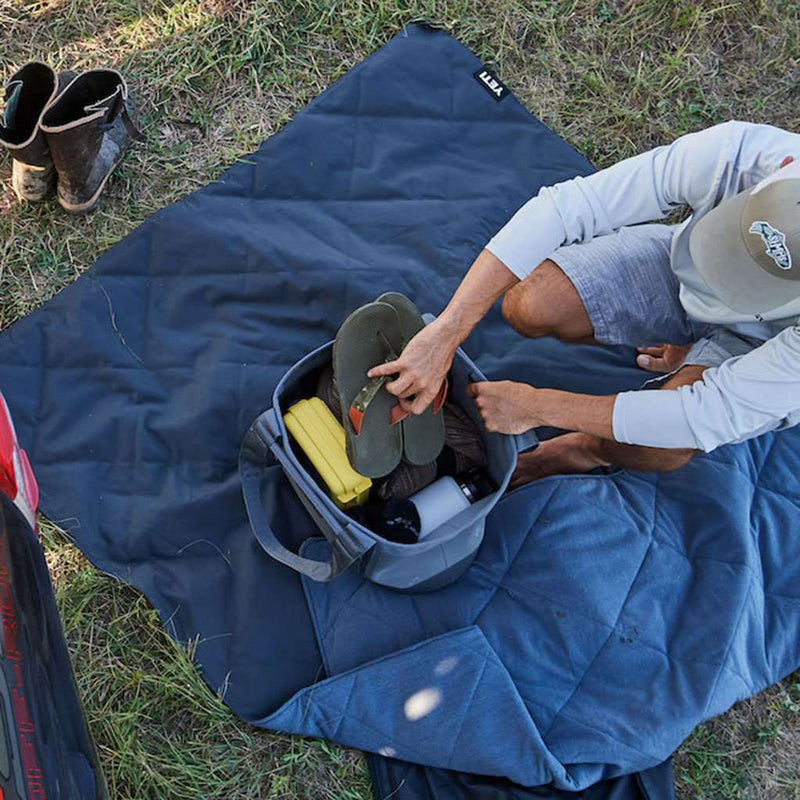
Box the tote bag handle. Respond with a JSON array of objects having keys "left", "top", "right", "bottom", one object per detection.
[{"left": 239, "top": 408, "right": 373, "bottom": 581}]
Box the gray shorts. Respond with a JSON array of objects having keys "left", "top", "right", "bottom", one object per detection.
[{"left": 551, "top": 224, "right": 764, "bottom": 369}]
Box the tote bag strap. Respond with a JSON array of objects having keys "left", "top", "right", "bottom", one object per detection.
[{"left": 239, "top": 408, "right": 372, "bottom": 581}]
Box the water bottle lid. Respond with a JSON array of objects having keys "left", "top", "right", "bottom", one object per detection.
[{"left": 459, "top": 480, "right": 478, "bottom": 503}]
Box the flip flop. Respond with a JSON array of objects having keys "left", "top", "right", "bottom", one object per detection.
[
  {"left": 376, "top": 292, "right": 447, "bottom": 466},
  {"left": 333, "top": 301, "right": 405, "bottom": 478}
]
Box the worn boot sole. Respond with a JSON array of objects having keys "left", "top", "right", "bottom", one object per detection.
[
  {"left": 56, "top": 168, "right": 114, "bottom": 214},
  {"left": 11, "top": 159, "right": 56, "bottom": 202}
]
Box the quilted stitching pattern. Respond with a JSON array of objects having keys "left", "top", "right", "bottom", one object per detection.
[{"left": 0, "top": 24, "right": 599, "bottom": 726}]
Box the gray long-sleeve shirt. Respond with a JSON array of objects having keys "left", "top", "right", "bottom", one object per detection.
[{"left": 486, "top": 121, "right": 800, "bottom": 451}]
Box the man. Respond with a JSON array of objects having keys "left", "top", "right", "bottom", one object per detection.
[{"left": 368, "top": 121, "right": 800, "bottom": 486}]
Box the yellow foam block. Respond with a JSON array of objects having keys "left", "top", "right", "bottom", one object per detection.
[{"left": 283, "top": 398, "right": 371, "bottom": 510}]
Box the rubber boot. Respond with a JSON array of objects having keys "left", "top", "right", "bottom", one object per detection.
[
  {"left": 40, "top": 69, "right": 143, "bottom": 214},
  {"left": 0, "top": 62, "right": 63, "bottom": 202}
]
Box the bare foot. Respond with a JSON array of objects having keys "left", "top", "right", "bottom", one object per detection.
[{"left": 510, "top": 433, "right": 609, "bottom": 489}]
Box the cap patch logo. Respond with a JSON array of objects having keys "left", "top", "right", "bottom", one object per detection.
[{"left": 749, "top": 220, "right": 792, "bottom": 270}]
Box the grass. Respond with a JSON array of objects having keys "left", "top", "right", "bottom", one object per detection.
[{"left": 1, "top": 0, "right": 799, "bottom": 797}]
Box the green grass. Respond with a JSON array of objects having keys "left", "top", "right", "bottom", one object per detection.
[{"left": 2, "top": 1, "right": 800, "bottom": 797}]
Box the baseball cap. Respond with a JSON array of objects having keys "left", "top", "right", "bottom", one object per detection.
[{"left": 689, "top": 158, "right": 800, "bottom": 314}]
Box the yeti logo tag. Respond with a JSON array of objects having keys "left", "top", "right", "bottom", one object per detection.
[
  {"left": 749, "top": 220, "right": 793, "bottom": 271},
  {"left": 474, "top": 68, "right": 508, "bottom": 101}
]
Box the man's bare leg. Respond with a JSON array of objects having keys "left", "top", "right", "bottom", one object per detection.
[
  {"left": 511, "top": 366, "right": 705, "bottom": 487},
  {"left": 501, "top": 259, "right": 596, "bottom": 343}
]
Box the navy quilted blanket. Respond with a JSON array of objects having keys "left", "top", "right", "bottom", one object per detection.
[{"left": 0, "top": 23, "right": 797, "bottom": 793}]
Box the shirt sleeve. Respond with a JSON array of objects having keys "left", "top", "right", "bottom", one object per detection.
[
  {"left": 612, "top": 326, "right": 800, "bottom": 451},
  {"left": 486, "top": 122, "right": 742, "bottom": 279}
]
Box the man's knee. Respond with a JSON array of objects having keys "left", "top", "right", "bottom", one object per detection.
[
  {"left": 501, "top": 259, "right": 593, "bottom": 341},
  {"left": 501, "top": 279, "right": 551, "bottom": 338}
]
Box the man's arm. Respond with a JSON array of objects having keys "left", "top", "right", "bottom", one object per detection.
[
  {"left": 372, "top": 125, "right": 738, "bottom": 411},
  {"left": 437, "top": 249, "right": 520, "bottom": 346},
  {"left": 486, "top": 121, "right": 746, "bottom": 279},
  {"left": 470, "top": 327, "right": 800, "bottom": 453},
  {"left": 372, "top": 122, "right": 769, "bottom": 415},
  {"left": 491, "top": 121, "right": 800, "bottom": 280},
  {"left": 614, "top": 327, "right": 800, "bottom": 451},
  {"left": 467, "top": 380, "right": 616, "bottom": 438}
]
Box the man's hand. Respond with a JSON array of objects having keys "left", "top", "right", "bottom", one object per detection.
[
  {"left": 367, "top": 317, "right": 460, "bottom": 415},
  {"left": 636, "top": 343, "right": 692, "bottom": 373},
  {"left": 467, "top": 381, "right": 540, "bottom": 434}
]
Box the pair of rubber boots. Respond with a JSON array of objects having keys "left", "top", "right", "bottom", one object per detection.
[{"left": 0, "top": 62, "right": 143, "bottom": 214}]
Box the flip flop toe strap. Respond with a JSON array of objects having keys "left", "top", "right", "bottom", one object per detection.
[
  {"left": 347, "top": 330, "right": 401, "bottom": 436},
  {"left": 388, "top": 378, "right": 448, "bottom": 426},
  {"left": 349, "top": 373, "right": 387, "bottom": 435},
  {"left": 349, "top": 376, "right": 448, "bottom": 434},
  {"left": 346, "top": 328, "right": 448, "bottom": 435}
]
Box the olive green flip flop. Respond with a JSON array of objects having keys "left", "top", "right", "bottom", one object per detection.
[
  {"left": 333, "top": 300, "right": 405, "bottom": 478},
  {"left": 376, "top": 292, "right": 447, "bottom": 466}
]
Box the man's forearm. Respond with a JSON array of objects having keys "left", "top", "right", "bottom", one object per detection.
[
  {"left": 530, "top": 388, "right": 617, "bottom": 441},
  {"left": 438, "top": 249, "right": 518, "bottom": 344}
]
